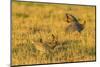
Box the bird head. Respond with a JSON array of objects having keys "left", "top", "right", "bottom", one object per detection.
[{"left": 65, "top": 13, "right": 76, "bottom": 23}]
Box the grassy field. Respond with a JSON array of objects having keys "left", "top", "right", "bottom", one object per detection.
[{"left": 12, "top": 1, "right": 96, "bottom": 66}]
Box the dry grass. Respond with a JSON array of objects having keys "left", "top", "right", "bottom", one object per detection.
[{"left": 12, "top": 1, "right": 96, "bottom": 66}]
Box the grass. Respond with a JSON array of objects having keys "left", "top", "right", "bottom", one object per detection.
[{"left": 12, "top": 1, "right": 96, "bottom": 66}]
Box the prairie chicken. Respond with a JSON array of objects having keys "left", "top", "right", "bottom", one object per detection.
[
  {"left": 32, "top": 38, "right": 52, "bottom": 54},
  {"left": 32, "top": 38, "right": 47, "bottom": 54},
  {"left": 65, "top": 13, "right": 85, "bottom": 32},
  {"left": 50, "top": 34, "right": 59, "bottom": 49}
]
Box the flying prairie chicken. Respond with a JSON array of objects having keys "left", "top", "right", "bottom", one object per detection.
[{"left": 65, "top": 13, "right": 86, "bottom": 33}]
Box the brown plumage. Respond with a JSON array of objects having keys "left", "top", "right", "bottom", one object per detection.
[
  {"left": 65, "top": 13, "right": 85, "bottom": 33},
  {"left": 50, "top": 34, "right": 59, "bottom": 49}
]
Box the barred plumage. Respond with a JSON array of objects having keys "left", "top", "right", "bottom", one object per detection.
[{"left": 65, "top": 13, "right": 85, "bottom": 33}]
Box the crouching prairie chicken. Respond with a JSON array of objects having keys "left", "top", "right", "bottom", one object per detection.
[
  {"left": 65, "top": 13, "right": 85, "bottom": 33},
  {"left": 32, "top": 38, "right": 53, "bottom": 55}
]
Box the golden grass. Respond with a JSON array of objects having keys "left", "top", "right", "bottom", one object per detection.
[{"left": 12, "top": 1, "right": 96, "bottom": 65}]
